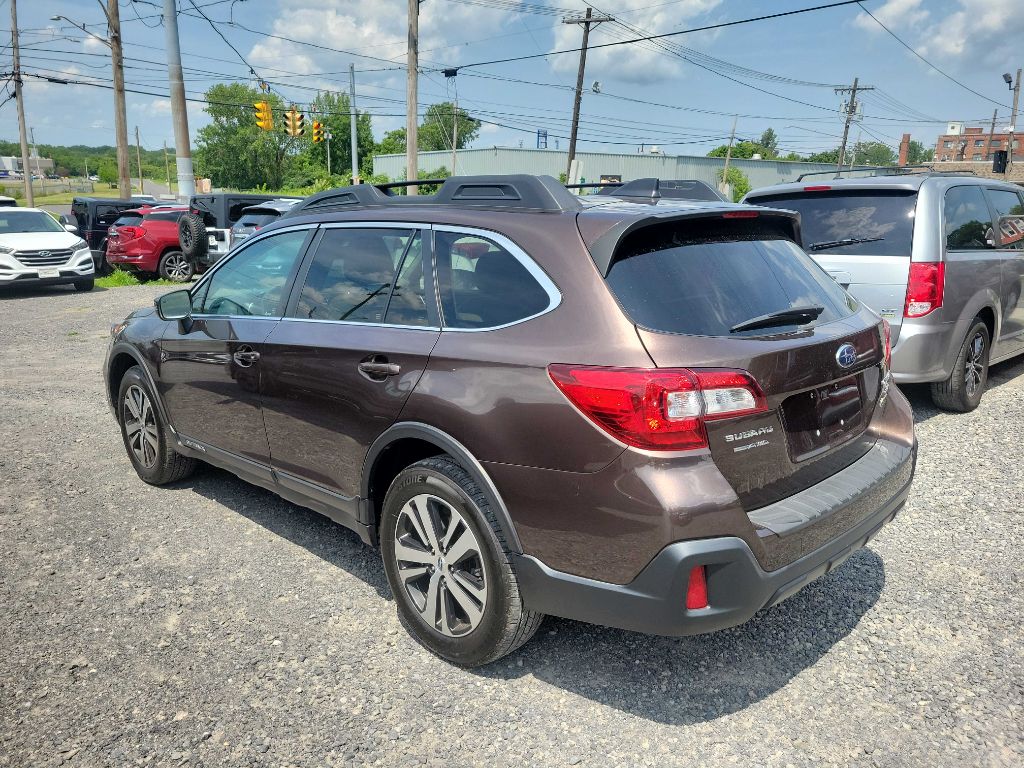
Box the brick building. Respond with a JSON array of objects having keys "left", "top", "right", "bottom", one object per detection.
[{"left": 934, "top": 122, "right": 1022, "bottom": 163}]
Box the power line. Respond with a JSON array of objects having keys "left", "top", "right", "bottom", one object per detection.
[{"left": 854, "top": 1, "right": 1012, "bottom": 110}]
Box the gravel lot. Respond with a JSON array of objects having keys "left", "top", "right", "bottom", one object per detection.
[{"left": 1, "top": 283, "right": 1022, "bottom": 768}]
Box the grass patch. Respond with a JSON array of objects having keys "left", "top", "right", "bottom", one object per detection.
[{"left": 96, "top": 270, "right": 180, "bottom": 289}]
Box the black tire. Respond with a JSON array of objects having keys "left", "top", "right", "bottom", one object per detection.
[
  {"left": 97, "top": 244, "right": 113, "bottom": 276},
  {"left": 117, "top": 366, "right": 197, "bottom": 485},
  {"left": 73, "top": 278, "right": 94, "bottom": 292},
  {"left": 158, "top": 250, "right": 194, "bottom": 282},
  {"left": 930, "top": 318, "right": 990, "bottom": 412},
  {"left": 380, "top": 456, "right": 543, "bottom": 667},
  {"left": 178, "top": 213, "right": 208, "bottom": 261}
]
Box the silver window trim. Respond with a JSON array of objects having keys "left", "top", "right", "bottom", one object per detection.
[
  {"left": 188, "top": 223, "right": 316, "bottom": 320},
  {"left": 431, "top": 223, "right": 562, "bottom": 332},
  {"left": 277, "top": 317, "right": 440, "bottom": 332}
]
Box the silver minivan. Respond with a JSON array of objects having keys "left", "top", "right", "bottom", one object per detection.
[{"left": 745, "top": 173, "right": 1024, "bottom": 412}]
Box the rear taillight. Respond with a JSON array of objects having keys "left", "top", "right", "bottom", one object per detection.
[
  {"left": 881, "top": 318, "right": 892, "bottom": 370},
  {"left": 686, "top": 566, "right": 708, "bottom": 610},
  {"left": 118, "top": 226, "right": 142, "bottom": 241},
  {"left": 547, "top": 365, "right": 767, "bottom": 451},
  {"left": 904, "top": 262, "right": 944, "bottom": 318}
]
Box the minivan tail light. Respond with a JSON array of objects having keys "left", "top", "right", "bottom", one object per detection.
[
  {"left": 547, "top": 365, "right": 767, "bottom": 451},
  {"left": 904, "top": 262, "right": 944, "bottom": 318}
]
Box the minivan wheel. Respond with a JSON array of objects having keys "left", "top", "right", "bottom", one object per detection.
[
  {"left": 930, "top": 319, "right": 990, "bottom": 412},
  {"left": 117, "top": 366, "right": 197, "bottom": 485},
  {"left": 380, "top": 456, "right": 543, "bottom": 667},
  {"left": 158, "top": 250, "right": 193, "bottom": 282}
]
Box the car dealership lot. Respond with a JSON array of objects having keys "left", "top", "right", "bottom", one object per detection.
[{"left": 1, "top": 285, "right": 1021, "bottom": 767}]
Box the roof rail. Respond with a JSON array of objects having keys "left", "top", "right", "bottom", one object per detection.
[
  {"left": 285, "top": 174, "right": 582, "bottom": 217},
  {"left": 794, "top": 165, "right": 979, "bottom": 182}
]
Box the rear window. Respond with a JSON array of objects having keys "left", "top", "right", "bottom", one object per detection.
[
  {"left": 111, "top": 213, "right": 143, "bottom": 228},
  {"left": 606, "top": 220, "right": 857, "bottom": 338},
  {"left": 749, "top": 190, "right": 917, "bottom": 256},
  {"left": 234, "top": 212, "right": 277, "bottom": 229},
  {"left": 143, "top": 210, "right": 186, "bottom": 223}
]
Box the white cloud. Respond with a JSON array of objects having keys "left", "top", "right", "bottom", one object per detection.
[
  {"left": 147, "top": 99, "right": 172, "bottom": 116},
  {"left": 547, "top": 0, "right": 722, "bottom": 85},
  {"left": 82, "top": 36, "right": 107, "bottom": 53},
  {"left": 852, "top": 0, "right": 929, "bottom": 33}
]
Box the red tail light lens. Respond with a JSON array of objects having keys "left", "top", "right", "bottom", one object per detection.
[
  {"left": 547, "top": 365, "right": 767, "bottom": 451},
  {"left": 686, "top": 566, "right": 708, "bottom": 610},
  {"left": 117, "top": 226, "right": 142, "bottom": 241},
  {"left": 904, "top": 262, "right": 944, "bottom": 318},
  {"left": 722, "top": 210, "right": 759, "bottom": 219},
  {"left": 803, "top": 185, "right": 832, "bottom": 191}
]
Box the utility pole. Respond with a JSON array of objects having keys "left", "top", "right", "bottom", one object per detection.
[
  {"left": 848, "top": 128, "right": 862, "bottom": 170},
  {"left": 563, "top": 8, "right": 611, "bottom": 182},
  {"left": 987, "top": 109, "right": 998, "bottom": 161},
  {"left": 164, "top": 0, "right": 195, "bottom": 200},
  {"left": 406, "top": 0, "right": 419, "bottom": 194},
  {"left": 10, "top": 0, "right": 33, "bottom": 206},
  {"left": 135, "top": 126, "right": 144, "bottom": 195},
  {"left": 29, "top": 126, "right": 41, "bottom": 179},
  {"left": 326, "top": 130, "right": 332, "bottom": 177},
  {"left": 163, "top": 141, "right": 173, "bottom": 195},
  {"left": 451, "top": 94, "right": 458, "bottom": 175},
  {"left": 835, "top": 77, "right": 873, "bottom": 172},
  {"left": 719, "top": 116, "right": 737, "bottom": 197},
  {"left": 103, "top": 1, "right": 130, "bottom": 199},
  {"left": 349, "top": 63, "right": 359, "bottom": 184},
  {"left": 1008, "top": 68, "right": 1021, "bottom": 172}
]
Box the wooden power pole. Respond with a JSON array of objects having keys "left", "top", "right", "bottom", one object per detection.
[
  {"left": 406, "top": 0, "right": 419, "bottom": 194},
  {"left": 563, "top": 7, "right": 611, "bottom": 183},
  {"left": 135, "top": 126, "right": 144, "bottom": 196},
  {"left": 10, "top": 0, "right": 34, "bottom": 206},
  {"left": 835, "top": 77, "right": 873, "bottom": 172}
]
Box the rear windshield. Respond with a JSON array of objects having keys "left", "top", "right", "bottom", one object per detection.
[
  {"left": 748, "top": 190, "right": 917, "bottom": 256},
  {"left": 112, "top": 213, "right": 143, "bottom": 227},
  {"left": 143, "top": 210, "right": 186, "bottom": 223},
  {"left": 234, "top": 212, "right": 277, "bottom": 228},
  {"left": 607, "top": 221, "right": 857, "bottom": 337}
]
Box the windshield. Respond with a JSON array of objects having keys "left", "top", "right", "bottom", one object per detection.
[
  {"left": 0, "top": 210, "right": 66, "bottom": 234},
  {"left": 607, "top": 223, "right": 857, "bottom": 337},
  {"left": 749, "top": 190, "right": 917, "bottom": 256}
]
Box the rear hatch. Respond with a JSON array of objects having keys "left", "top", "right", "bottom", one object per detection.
[
  {"left": 747, "top": 188, "right": 917, "bottom": 341},
  {"left": 599, "top": 212, "right": 885, "bottom": 510}
]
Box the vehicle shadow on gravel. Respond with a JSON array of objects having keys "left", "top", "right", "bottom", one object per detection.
[
  {"left": 481, "top": 548, "right": 886, "bottom": 725},
  {"left": 180, "top": 464, "right": 393, "bottom": 599},
  {"left": 899, "top": 355, "right": 1024, "bottom": 424},
  {"left": 0, "top": 285, "right": 108, "bottom": 299}
]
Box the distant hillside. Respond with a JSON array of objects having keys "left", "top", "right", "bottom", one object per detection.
[{"left": 0, "top": 140, "right": 172, "bottom": 179}]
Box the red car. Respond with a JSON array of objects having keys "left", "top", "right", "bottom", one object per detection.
[{"left": 106, "top": 206, "right": 193, "bottom": 282}]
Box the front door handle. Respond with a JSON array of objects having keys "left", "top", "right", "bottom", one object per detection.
[
  {"left": 233, "top": 346, "right": 260, "bottom": 367},
  {"left": 358, "top": 359, "right": 401, "bottom": 379}
]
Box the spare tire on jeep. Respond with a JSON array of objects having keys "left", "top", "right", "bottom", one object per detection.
[{"left": 178, "top": 213, "right": 207, "bottom": 261}]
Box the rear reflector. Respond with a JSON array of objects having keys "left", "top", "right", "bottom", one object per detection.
[
  {"left": 547, "top": 365, "right": 767, "bottom": 451},
  {"left": 722, "top": 210, "right": 759, "bottom": 218},
  {"left": 803, "top": 185, "right": 832, "bottom": 191},
  {"left": 904, "top": 262, "right": 944, "bottom": 318},
  {"left": 686, "top": 566, "right": 708, "bottom": 610}
]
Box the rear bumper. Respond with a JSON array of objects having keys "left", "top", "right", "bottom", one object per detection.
[
  {"left": 514, "top": 440, "right": 915, "bottom": 637},
  {"left": 891, "top": 318, "right": 955, "bottom": 383}
]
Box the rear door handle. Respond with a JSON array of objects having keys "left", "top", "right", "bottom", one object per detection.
[{"left": 358, "top": 360, "right": 401, "bottom": 379}]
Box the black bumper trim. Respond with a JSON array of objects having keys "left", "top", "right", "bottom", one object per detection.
[{"left": 513, "top": 463, "right": 912, "bottom": 637}]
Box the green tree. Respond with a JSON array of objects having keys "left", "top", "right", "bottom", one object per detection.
[
  {"left": 780, "top": 151, "right": 803, "bottom": 161},
  {"left": 851, "top": 141, "right": 897, "bottom": 166},
  {"left": 376, "top": 128, "right": 407, "bottom": 155},
  {"left": 708, "top": 140, "right": 760, "bottom": 160},
  {"left": 718, "top": 166, "right": 750, "bottom": 202},
  {"left": 98, "top": 159, "right": 118, "bottom": 184},
  {"left": 418, "top": 102, "right": 481, "bottom": 151},
  {"left": 303, "top": 91, "right": 376, "bottom": 184},
  {"left": 193, "top": 83, "right": 302, "bottom": 190},
  {"left": 805, "top": 148, "right": 841, "bottom": 164},
  {"left": 906, "top": 140, "right": 934, "bottom": 165},
  {"left": 758, "top": 128, "right": 779, "bottom": 159}
]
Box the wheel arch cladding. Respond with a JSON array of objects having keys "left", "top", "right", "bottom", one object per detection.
[
  {"left": 362, "top": 423, "right": 524, "bottom": 554},
  {"left": 107, "top": 351, "right": 140, "bottom": 409},
  {"left": 975, "top": 305, "right": 995, "bottom": 341}
]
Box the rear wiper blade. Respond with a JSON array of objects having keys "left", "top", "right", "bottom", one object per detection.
[
  {"left": 807, "top": 237, "right": 884, "bottom": 252},
  {"left": 730, "top": 306, "right": 825, "bottom": 334}
]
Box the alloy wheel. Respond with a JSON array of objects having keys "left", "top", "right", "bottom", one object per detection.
[
  {"left": 392, "top": 493, "right": 488, "bottom": 637},
  {"left": 123, "top": 384, "right": 159, "bottom": 468},
  {"left": 964, "top": 332, "right": 985, "bottom": 397},
  {"left": 164, "top": 253, "right": 192, "bottom": 281}
]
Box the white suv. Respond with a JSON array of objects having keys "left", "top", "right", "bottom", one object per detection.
[{"left": 0, "top": 208, "right": 95, "bottom": 291}]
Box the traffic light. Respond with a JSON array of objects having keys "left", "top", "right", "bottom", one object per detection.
[
  {"left": 312, "top": 120, "right": 325, "bottom": 143},
  {"left": 254, "top": 101, "right": 273, "bottom": 131},
  {"left": 993, "top": 149, "right": 1008, "bottom": 174},
  {"left": 284, "top": 107, "right": 304, "bottom": 137}
]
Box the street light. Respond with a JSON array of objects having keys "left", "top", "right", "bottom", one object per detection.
[{"left": 50, "top": 7, "right": 131, "bottom": 200}]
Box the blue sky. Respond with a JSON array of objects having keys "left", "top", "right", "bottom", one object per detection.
[{"left": 2, "top": 0, "right": 1021, "bottom": 160}]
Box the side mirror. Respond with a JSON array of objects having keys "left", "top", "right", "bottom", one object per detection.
[
  {"left": 64, "top": 224, "right": 79, "bottom": 233},
  {"left": 156, "top": 289, "right": 192, "bottom": 321}
]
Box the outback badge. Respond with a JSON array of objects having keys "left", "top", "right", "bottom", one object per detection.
[{"left": 836, "top": 343, "right": 858, "bottom": 368}]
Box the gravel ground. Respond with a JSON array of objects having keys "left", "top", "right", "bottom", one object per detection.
[{"left": 1, "top": 283, "right": 1022, "bottom": 768}]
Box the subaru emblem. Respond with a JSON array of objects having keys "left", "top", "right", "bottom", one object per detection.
[{"left": 836, "top": 343, "right": 858, "bottom": 369}]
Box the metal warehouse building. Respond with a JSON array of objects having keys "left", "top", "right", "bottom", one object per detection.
[{"left": 372, "top": 147, "right": 866, "bottom": 191}]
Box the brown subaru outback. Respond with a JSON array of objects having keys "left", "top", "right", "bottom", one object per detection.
[{"left": 104, "top": 175, "right": 917, "bottom": 667}]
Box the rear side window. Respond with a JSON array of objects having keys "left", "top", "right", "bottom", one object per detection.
[
  {"left": 294, "top": 228, "right": 420, "bottom": 324},
  {"left": 985, "top": 188, "right": 1024, "bottom": 250},
  {"left": 95, "top": 205, "right": 125, "bottom": 227},
  {"left": 606, "top": 222, "right": 857, "bottom": 337},
  {"left": 434, "top": 232, "right": 551, "bottom": 329},
  {"left": 749, "top": 190, "right": 917, "bottom": 256},
  {"left": 944, "top": 186, "right": 995, "bottom": 251}
]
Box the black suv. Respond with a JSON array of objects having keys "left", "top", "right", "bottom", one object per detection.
[
  {"left": 105, "top": 176, "right": 916, "bottom": 667},
  {"left": 179, "top": 193, "right": 302, "bottom": 268}
]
